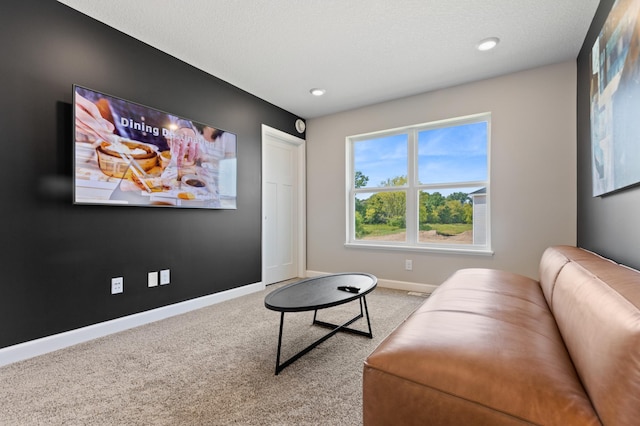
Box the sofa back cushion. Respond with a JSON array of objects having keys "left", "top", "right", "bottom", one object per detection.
[
  {"left": 539, "top": 245, "right": 573, "bottom": 307},
  {"left": 542, "top": 246, "right": 640, "bottom": 425},
  {"left": 539, "top": 245, "right": 617, "bottom": 310}
]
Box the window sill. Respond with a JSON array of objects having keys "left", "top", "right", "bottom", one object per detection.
[{"left": 344, "top": 242, "right": 494, "bottom": 256}]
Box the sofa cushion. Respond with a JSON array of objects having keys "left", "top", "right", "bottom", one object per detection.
[
  {"left": 363, "top": 268, "right": 600, "bottom": 425},
  {"left": 539, "top": 245, "right": 617, "bottom": 312},
  {"left": 549, "top": 254, "right": 640, "bottom": 426}
]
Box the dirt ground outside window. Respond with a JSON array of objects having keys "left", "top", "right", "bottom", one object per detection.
[{"left": 361, "top": 230, "right": 473, "bottom": 244}]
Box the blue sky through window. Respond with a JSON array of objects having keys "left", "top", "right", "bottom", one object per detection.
[
  {"left": 353, "top": 121, "right": 487, "bottom": 190},
  {"left": 418, "top": 121, "right": 487, "bottom": 184},
  {"left": 354, "top": 134, "right": 407, "bottom": 187}
]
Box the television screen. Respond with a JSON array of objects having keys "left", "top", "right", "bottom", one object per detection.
[{"left": 73, "top": 85, "right": 237, "bottom": 209}]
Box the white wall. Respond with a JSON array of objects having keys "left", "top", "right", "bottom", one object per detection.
[{"left": 306, "top": 61, "right": 577, "bottom": 287}]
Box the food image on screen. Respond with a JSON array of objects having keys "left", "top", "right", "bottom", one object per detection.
[{"left": 73, "top": 85, "right": 237, "bottom": 209}]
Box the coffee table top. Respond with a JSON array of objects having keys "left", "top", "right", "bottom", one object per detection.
[{"left": 264, "top": 273, "right": 377, "bottom": 312}]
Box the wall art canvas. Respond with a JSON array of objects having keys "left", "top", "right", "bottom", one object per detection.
[
  {"left": 590, "top": 0, "right": 640, "bottom": 196},
  {"left": 73, "top": 85, "right": 237, "bottom": 209}
]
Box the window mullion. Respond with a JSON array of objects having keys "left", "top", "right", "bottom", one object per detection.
[{"left": 405, "top": 131, "right": 417, "bottom": 245}]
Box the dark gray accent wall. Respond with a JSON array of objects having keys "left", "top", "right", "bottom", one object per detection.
[
  {"left": 0, "top": 0, "right": 302, "bottom": 349},
  {"left": 577, "top": 0, "right": 640, "bottom": 270}
]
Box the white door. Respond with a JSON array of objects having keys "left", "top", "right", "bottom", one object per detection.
[{"left": 262, "top": 125, "right": 305, "bottom": 285}]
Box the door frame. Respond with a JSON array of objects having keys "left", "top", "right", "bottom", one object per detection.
[{"left": 261, "top": 124, "right": 306, "bottom": 284}]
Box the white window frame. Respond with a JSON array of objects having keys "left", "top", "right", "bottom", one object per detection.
[{"left": 345, "top": 112, "right": 493, "bottom": 255}]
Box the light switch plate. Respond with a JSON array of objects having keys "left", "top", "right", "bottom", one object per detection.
[
  {"left": 160, "top": 269, "right": 170, "bottom": 285},
  {"left": 148, "top": 271, "right": 158, "bottom": 287}
]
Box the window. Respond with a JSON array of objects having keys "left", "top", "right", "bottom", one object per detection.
[{"left": 346, "top": 113, "right": 491, "bottom": 253}]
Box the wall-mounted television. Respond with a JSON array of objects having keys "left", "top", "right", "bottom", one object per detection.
[{"left": 73, "top": 85, "right": 237, "bottom": 209}]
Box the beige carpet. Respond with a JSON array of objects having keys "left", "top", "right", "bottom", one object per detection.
[{"left": 0, "top": 282, "right": 427, "bottom": 425}]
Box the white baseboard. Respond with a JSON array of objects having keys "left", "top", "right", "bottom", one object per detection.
[
  {"left": 305, "top": 270, "right": 438, "bottom": 294},
  {"left": 0, "top": 282, "right": 265, "bottom": 368}
]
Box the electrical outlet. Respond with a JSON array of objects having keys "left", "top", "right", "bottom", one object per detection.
[
  {"left": 111, "top": 277, "right": 124, "bottom": 294},
  {"left": 160, "top": 269, "right": 170, "bottom": 285},
  {"left": 405, "top": 260, "right": 413, "bottom": 271},
  {"left": 148, "top": 271, "right": 158, "bottom": 287}
]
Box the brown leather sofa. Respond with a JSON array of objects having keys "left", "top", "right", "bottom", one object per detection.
[{"left": 363, "top": 246, "right": 640, "bottom": 425}]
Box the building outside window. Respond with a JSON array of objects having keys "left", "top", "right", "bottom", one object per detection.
[{"left": 346, "top": 112, "right": 491, "bottom": 254}]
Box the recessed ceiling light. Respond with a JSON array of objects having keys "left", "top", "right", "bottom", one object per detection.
[
  {"left": 477, "top": 37, "right": 500, "bottom": 51},
  {"left": 310, "top": 88, "right": 326, "bottom": 96}
]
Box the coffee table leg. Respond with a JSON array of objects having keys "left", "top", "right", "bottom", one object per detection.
[
  {"left": 273, "top": 296, "right": 373, "bottom": 375},
  {"left": 362, "top": 296, "right": 372, "bottom": 337},
  {"left": 275, "top": 312, "right": 285, "bottom": 375},
  {"left": 313, "top": 295, "right": 373, "bottom": 338}
]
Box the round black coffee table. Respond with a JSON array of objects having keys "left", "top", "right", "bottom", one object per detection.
[{"left": 264, "top": 272, "right": 377, "bottom": 374}]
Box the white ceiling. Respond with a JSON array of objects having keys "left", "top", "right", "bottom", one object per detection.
[{"left": 57, "top": 0, "right": 601, "bottom": 119}]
